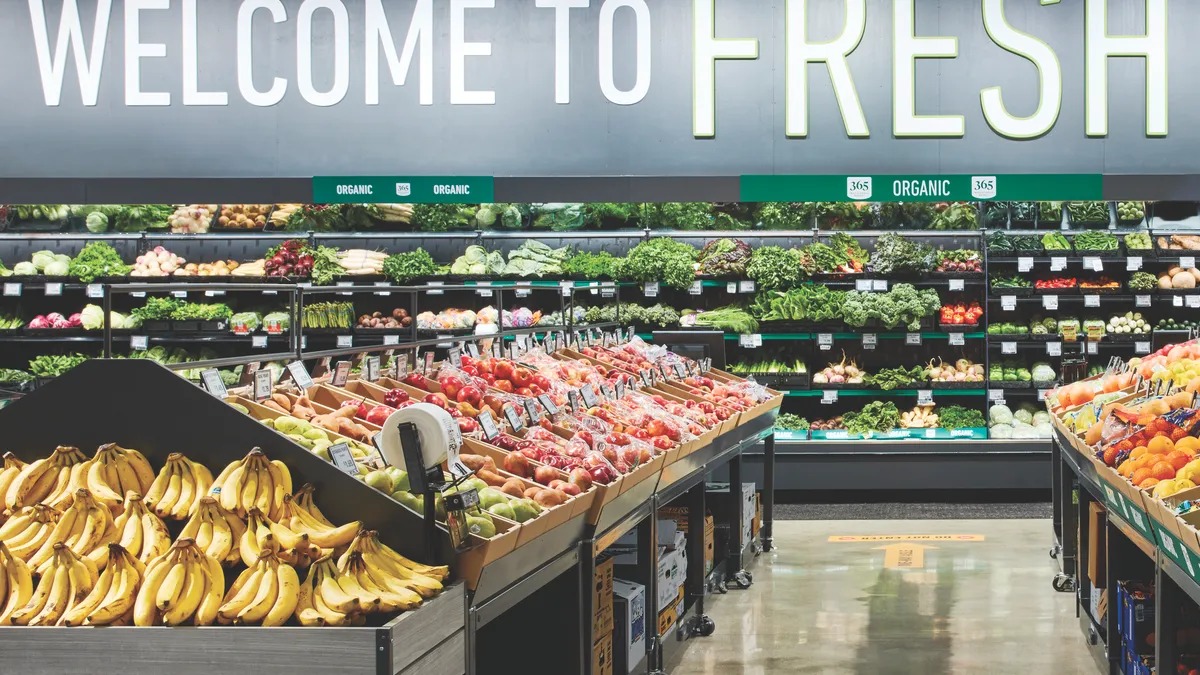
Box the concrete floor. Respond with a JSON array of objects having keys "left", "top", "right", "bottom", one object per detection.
[{"left": 673, "top": 519, "right": 1098, "bottom": 675}]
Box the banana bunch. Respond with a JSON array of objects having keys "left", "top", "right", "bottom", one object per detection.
[
  {"left": 0, "top": 504, "right": 58, "bottom": 562},
  {"left": 4, "top": 446, "right": 89, "bottom": 511},
  {"left": 0, "top": 541, "right": 33, "bottom": 625},
  {"left": 339, "top": 551, "right": 421, "bottom": 612},
  {"left": 7, "top": 542, "right": 95, "bottom": 626},
  {"left": 85, "top": 443, "right": 156, "bottom": 512},
  {"left": 240, "top": 506, "right": 328, "bottom": 569},
  {"left": 144, "top": 452, "right": 213, "bottom": 520},
  {"left": 63, "top": 543, "right": 145, "bottom": 626},
  {"left": 337, "top": 249, "right": 386, "bottom": 275},
  {"left": 293, "top": 483, "right": 334, "bottom": 525},
  {"left": 101, "top": 491, "right": 171, "bottom": 567},
  {"left": 0, "top": 452, "right": 26, "bottom": 517},
  {"left": 373, "top": 204, "right": 413, "bottom": 224},
  {"left": 270, "top": 204, "right": 302, "bottom": 227},
  {"left": 210, "top": 448, "right": 292, "bottom": 519},
  {"left": 179, "top": 496, "right": 246, "bottom": 566},
  {"left": 134, "top": 538, "right": 223, "bottom": 626},
  {"left": 218, "top": 550, "right": 298, "bottom": 626},
  {"left": 29, "top": 489, "right": 113, "bottom": 575},
  {"left": 297, "top": 554, "right": 366, "bottom": 626},
  {"left": 340, "top": 529, "right": 448, "bottom": 596},
  {"left": 278, "top": 494, "right": 360, "bottom": 550}
]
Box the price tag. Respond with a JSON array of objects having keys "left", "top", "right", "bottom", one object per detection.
[
  {"left": 1001, "top": 296, "right": 1016, "bottom": 311},
  {"left": 1188, "top": 296, "right": 1200, "bottom": 309},
  {"left": 1183, "top": 256, "right": 1196, "bottom": 269},
  {"left": 287, "top": 361, "right": 314, "bottom": 389},
  {"left": 382, "top": 334, "right": 400, "bottom": 346},
  {"left": 336, "top": 335, "right": 353, "bottom": 348},
  {"left": 1001, "top": 341, "right": 1017, "bottom": 355},
  {"left": 476, "top": 287, "right": 493, "bottom": 297},
  {"left": 447, "top": 346, "right": 462, "bottom": 368},
  {"left": 581, "top": 384, "right": 599, "bottom": 408},
  {"left": 818, "top": 333, "right": 833, "bottom": 351},
  {"left": 1127, "top": 256, "right": 1143, "bottom": 271},
  {"left": 601, "top": 283, "right": 615, "bottom": 298},
  {"left": 478, "top": 411, "right": 500, "bottom": 441},
  {"left": 559, "top": 280, "right": 574, "bottom": 298},
  {"left": 673, "top": 363, "right": 687, "bottom": 379},
  {"left": 689, "top": 280, "right": 702, "bottom": 295},
  {"left": 44, "top": 283, "right": 62, "bottom": 296},
  {"left": 600, "top": 382, "right": 615, "bottom": 401},
  {"left": 988, "top": 390, "right": 1006, "bottom": 406},
  {"left": 1017, "top": 257, "right": 1034, "bottom": 272},
  {"left": 1047, "top": 342, "right": 1062, "bottom": 356},
  {"left": 328, "top": 443, "right": 358, "bottom": 475},
  {"left": 364, "top": 356, "right": 380, "bottom": 382},
  {"left": 1135, "top": 295, "right": 1151, "bottom": 307},
  {"left": 739, "top": 280, "right": 755, "bottom": 293},
  {"left": 855, "top": 279, "right": 872, "bottom": 292},
  {"left": 872, "top": 279, "right": 887, "bottom": 292},
  {"left": 1082, "top": 257, "right": 1101, "bottom": 272},
  {"left": 1084, "top": 295, "right": 1100, "bottom": 308},
  {"left": 821, "top": 390, "right": 838, "bottom": 404},
  {"left": 418, "top": 350, "right": 431, "bottom": 374},
  {"left": 917, "top": 390, "right": 933, "bottom": 406},
  {"left": 252, "top": 335, "right": 268, "bottom": 348},
  {"left": 204, "top": 290, "right": 226, "bottom": 297},
  {"left": 502, "top": 404, "right": 525, "bottom": 432},
  {"left": 261, "top": 290, "right": 277, "bottom": 296},
  {"left": 301, "top": 336, "right": 306, "bottom": 349},
  {"left": 2, "top": 283, "right": 20, "bottom": 297},
  {"left": 1136, "top": 341, "right": 1152, "bottom": 354},
  {"left": 567, "top": 389, "right": 581, "bottom": 413},
  {"left": 201, "top": 369, "right": 227, "bottom": 398},
  {"left": 131, "top": 291, "right": 146, "bottom": 298},
  {"left": 537, "top": 394, "right": 559, "bottom": 416},
  {"left": 726, "top": 282, "right": 737, "bottom": 294},
  {"left": 131, "top": 335, "right": 148, "bottom": 351},
  {"left": 1043, "top": 295, "right": 1058, "bottom": 310},
  {"left": 738, "top": 334, "right": 753, "bottom": 348},
  {"left": 524, "top": 399, "right": 542, "bottom": 424},
  {"left": 332, "top": 361, "right": 351, "bottom": 386},
  {"left": 644, "top": 282, "right": 658, "bottom": 298},
  {"left": 86, "top": 284, "right": 104, "bottom": 298},
  {"left": 948, "top": 333, "right": 964, "bottom": 346},
  {"left": 426, "top": 281, "right": 444, "bottom": 295},
  {"left": 924, "top": 428, "right": 937, "bottom": 439},
  {"left": 615, "top": 379, "right": 625, "bottom": 399},
  {"left": 862, "top": 333, "right": 877, "bottom": 349},
  {"left": 640, "top": 370, "right": 652, "bottom": 387},
  {"left": 1087, "top": 341, "right": 1099, "bottom": 355},
  {"left": 396, "top": 353, "right": 409, "bottom": 378},
  {"left": 253, "top": 369, "right": 274, "bottom": 401},
  {"left": 906, "top": 333, "right": 922, "bottom": 346},
  {"left": 1038, "top": 388, "right": 1050, "bottom": 401},
  {"left": 373, "top": 281, "right": 392, "bottom": 296},
  {"left": 171, "top": 290, "right": 188, "bottom": 299},
  {"left": 948, "top": 279, "right": 965, "bottom": 291},
  {"left": 1050, "top": 256, "right": 1067, "bottom": 271}
]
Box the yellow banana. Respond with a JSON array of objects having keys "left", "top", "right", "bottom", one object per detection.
[
  {"left": 295, "top": 564, "right": 324, "bottom": 626},
  {"left": 194, "top": 548, "right": 223, "bottom": 626},
  {"left": 0, "top": 542, "right": 32, "bottom": 624},
  {"left": 85, "top": 447, "right": 124, "bottom": 509},
  {"left": 314, "top": 557, "right": 359, "bottom": 614},
  {"left": 155, "top": 463, "right": 183, "bottom": 518},
  {"left": 172, "top": 460, "right": 197, "bottom": 520},
  {"left": 253, "top": 462, "right": 273, "bottom": 515},
  {"left": 133, "top": 553, "right": 173, "bottom": 626},
  {"left": 47, "top": 459, "right": 91, "bottom": 511},
  {"left": 238, "top": 461, "right": 260, "bottom": 517},
  {"left": 112, "top": 456, "right": 142, "bottom": 502},
  {"left": 62, "top": 544, "right": 118, "bottom": 626},
  {"left": 155, "top": 562, "right": 187, "bottom": 612},
  {"left": 218, "top": 564, "right": 265, "bottom": 623},
  {"left": 236, "top": 555, "right": 279, "bottom": 624},
  {"left": 190, "top": 460, "right": 214, "bottom": 496},
  {"left": 162, "top": 553, "right": 204, "bottom": 626},
  {"left": 118, "top": 446, "right": 157, "bottom": 493},
  {"left": 0, "top": 453, "right": 27, "bottom": 508},
  {"left": 28, "top": 506, "right": 79, "bottom": 569},
  {"left": 143, "top": 459, "right": 173, "bottom": 508},
  {"left": 86, "top": 548, "right": 142, "bottom": 626},
  {"left": 7, "top": 458, "right": 50, "bottom": 509},
  {"left": 218, "top": 465, "right": 245, "bottom": 513},
  {"left": 261, "top": 559, "right": 299, "bottom": 627},
  {"left": 209, "top": 459, "right": 240, "bottom": 499},
  {"left": 310, "top": 582, "right": 349, "bottom": 626},
  {"left": 27, "top": 564, "right": 69, "bottom": 626},
  {"left": 333, "top": 556, "right": 381, "bottom": 611},
  {"left": 140, "top": 511, "right": 172, "bottom": 564},
  {"left": 8, "top": 560, "right": 53, "bottom": 624},
  {"left": 294, "top": 483, "right": 334, "bottom": 527}
]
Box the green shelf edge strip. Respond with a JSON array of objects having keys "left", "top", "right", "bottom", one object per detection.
[
  {"left": 721, "top": 332, "right": 985, "bottom": 341},
  {"left": 783, "top": 389, "right": 986, "bottom": 397}
]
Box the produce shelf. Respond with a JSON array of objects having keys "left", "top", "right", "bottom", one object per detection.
[{"left": 785, "top": 388, "right": 986, "bottom": 397}]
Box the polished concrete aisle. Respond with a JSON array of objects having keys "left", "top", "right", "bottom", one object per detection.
[{"left": 673, "top": 519, "right": 1097, "bottom": 675}]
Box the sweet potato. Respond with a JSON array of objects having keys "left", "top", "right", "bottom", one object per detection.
[
  {"left": 271, "top": 394, "right": 292, "bottom": 411},
  {"left": 262, "top": 400, "right": 289, "bottom": 414},
  {"left": 476, "top": 469, "right": 508, "bottom": 487}
]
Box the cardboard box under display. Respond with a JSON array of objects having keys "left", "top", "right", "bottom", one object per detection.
[
  {"left": 613, "top": 579, "right": 647, "bottom": 675},
  {"left": 657, "top": 506, "right": 716, "bottom": 575},
  {"left": 595, "top": 554, "right": 615, "bottom": 641}
]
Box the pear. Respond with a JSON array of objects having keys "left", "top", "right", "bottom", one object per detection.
[
  {"left": 487, "top": 502, "right": 516, "bottom": 520},
  {"left": 466, "top": 514, "right": 496, "bottom": 538},
  {"left": 364, "top": 470, "right": 394, "bottom": 493},
  {"left": 477, "top": 488, "right": 505, "bottom": 510}
]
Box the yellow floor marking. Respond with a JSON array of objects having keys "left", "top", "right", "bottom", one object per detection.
[
  {"left": 874, "top": 542, "right": 936, "bottom": 568},
  {"left": 827, "top": 534, "right": 985, "bottom": 542}
]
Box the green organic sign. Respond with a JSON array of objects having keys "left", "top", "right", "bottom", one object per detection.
[
  {"left": 313, "top": 176, "right": 493, "bottom": 204},
  {"left": 740, "top": 174, "right": 1102, "bottom": 202}
]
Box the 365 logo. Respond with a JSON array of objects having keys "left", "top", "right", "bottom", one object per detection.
[
  {"left": 395, "top": 182, "right": 412, "bottom": 197},
  {"left": 971, "top": 176, "right": 997, "bottom": 199},
  {"left": 846, "top": 177, "right": 872, "bottom": 200}
]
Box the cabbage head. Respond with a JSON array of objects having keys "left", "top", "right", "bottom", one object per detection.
[{"left": 989, "top": 404, "right": 1013, "bottom": 425}]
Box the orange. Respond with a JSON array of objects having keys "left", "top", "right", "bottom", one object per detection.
[
  {"left": 1152, "top": 461, "right": 1178, "bottom": 481},
  {"left": 1148, "top": 436, "right": 1176, "bottom": 455},
  {"left": 1172, "top": 427, "right": 1190, "bottom": 442},
  {"left": 1103, "top": 447, "right": 1120, "bottom": 466},
  {"left": 1131, "top": 446, "right": 1149, "bottom": 460},
  {"left": 1118, "top": 460, "right": 1134, "bottom": 477},
  {"left": 1139, "top": 478, "right": 1161, "bottom": 489},
  {"left": 1132, "top": 468, "right": 1153, "bottom": 485},
  {"left": 1168, "top": 451, "right": 1193, "bottom": 471},
  {"left": 1179, "top": 436, "right": 1200, "bottom": 452}
]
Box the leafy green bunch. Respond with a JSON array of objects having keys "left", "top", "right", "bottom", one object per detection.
[
  {"left": 843, "top": 401, "right": 900, "bottom": 436},
  {"left": 746, "top": 246, "right": 805, "bottom": 291},
  {"left": 383, "top": 248, "right": 439, "bottom": 284},
  {"left": 562, "top": 251, "right": 621, "bottom": 279},
  {"left": 617, "top": 238, "right": 697, "bottom": 289}
]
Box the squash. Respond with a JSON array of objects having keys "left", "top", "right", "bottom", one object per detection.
[
  {"left": 1169, "top": 266, "right": 1184, "bottom": 277},
  {"left": 1174, "top": 271, "right": 1197, "bottom": 289},
  {"left": 1189, "top": 267, "right": 1200, "bottom": 284},
  {"left": 1160, "top": 275, "right": 1174, "bottom": 289}
]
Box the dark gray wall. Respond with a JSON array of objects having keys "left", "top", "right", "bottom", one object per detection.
[{"left": 0, "top": 0, "right": 1192, "bottom": 178}]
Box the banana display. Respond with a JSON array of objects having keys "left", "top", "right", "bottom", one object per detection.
[{"left": 0, "top": 443, "right": 444, "bottom": 628}]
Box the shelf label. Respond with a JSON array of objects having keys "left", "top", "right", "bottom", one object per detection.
[
  {"left": 205, "top": 290, "right": 226, "bottom": 297},
  {"left": 261, "top": 290, "right": 277, "bottom": 296},
  {"left": 600, "top": 382, "right": 615, "bottom": 401},
  {"left": 252, "top": 335, "right": 268, "bottom": 348},
  {"left": 395, "top": 353, "right": 408, "bottom": 378},
  {"left": 1135, "top": 295, "right": 1151, "bottom": 307},
  {"left": 313, "top": 175, "right": 495, "bottom": 204},
  {"left": 523, "top": 398, "right": 542, "bottom": 424},
  {"left": 172, "top": 290, "right": 188, "bottom": 298},
  {"left": 332, "top": 361, "right": 351, "bottom": 386},
  {"left": 1050, "top": 256, "right": 1067, "bottom": 271},
  {"left": 726, "top": 282, "right": 737, "bottom": 294},
  {"left": 988, "top": 389, "right": 1006, "bottom": 404},
  {"left": 478, "top": 411, "right": 500, "bottom": 441},
  {"left": 287, "top": 361, "right": 314, "bottom": 389},
  {"left": 600, "top": 282, "right": 615, "bottom": 298},
  {"left": 44, "top": 282, "right": 62, "bottom": 296},
  {"left": 373, "top": 281, "right": 392, "bottom": 297},
  {"left": 862, "top": 333, "right": 877, "bottom": 349},
  {"left": 580, "top": 384, "right": 598, "bottom": 408},
  {"left": 1083, "top": 256, "right": 1102, "bottom": 272},
  {"left": 131, "top": 291, "right": 146, "bottom": 298},
  {"left": 328, "top": 443, "right": 357, "bottom": 475},
  {"left": 738, "top": 334, "right": 762, "bottom": 348},
  {"left": 383, "top": 334, "right": 400, "bottom": 346},
  {"left": 1188, "top": 296, "right": 1200, "bottom": 309},
  {"left": 1038, "top": 388, "right": 1051, "bottom": 401},
  {"left": 86, "top": 284, "right": 103, "bottom": 298},
  {"left": 447, "top": 346, "right": 462, "bottom": 368},
  {"left": 252, "top": 369, "right": 273, "bottom": 401},
  {"left": 1184, "top": 256, "right": 1196, "bottom": 269},
  {"left": 821, "top": 390, "right": 838, "bottom": 404},
  {"left": 644, "top": 282, "right": 658, "bottom": 298},
  {"left": 855, "top": 278, "right": 872, "bottom": 292},
  {"left": 948, "top": 332, "right": 965, "bottom": 346},
  {"left": 1001, "top": 296, "right": 1016, "bottom": 311},
  {"left": 949, "top": 279, "right": 965, "bottom": 291},
  {"left": 1043, "top": 295, "right": 1058, "bottom": 310},
  {"left": 872, "top": 279, "right": 887, "bottom": 292},
  {"left": 537, "top": 394, "right": 559, "bottom": 416},
  {"left": 818, "top": 333, "right": 833, "bottom": 351},
  {"left": 502, "top": 404, "right": 525, "bottom": 432},
  {"left": 1084, "top": 295, "right": 1100, "bottom": 308},
  {"left": 1001, "top": 341, "right": 1017, "bottom": 355},
  {"left": 1127, "top": 256, "right": 1143, "bottom": 271},
  {"left": 2, "top": 283, "right": 20, "bottom": 297},
  {"left": 1047, "top": 342, "right": 1062, "bottom": 356},
  {"left": 1136, "top": 341, "right": 1151, "bottom": 354},
  {"left": 201, "top": 369, "right": 227, "bottom": 398},
  {"left": 426, "top": 281, "right": 444, "bottom": 295},
  {"left": 1176, "top": 295, "right": 1185, "bottom": 307},
  {"left": 917, "top": 389, "right": 933, "bottom": 406},
  {"left": 689, "top": 280, "right": 702, "bottom": 295},
  {"left": 906, "top": 333, "right": 922, "bottom": 346},
  {"left": 739, "top": 280, "right": 755, "bottom": 293},
  {"left": 337, "top": 335, "right": 353, "bottom": 348},
  {"left": 1087, "top": 341, "right": 1099, "bottom": 355},
  {"left": 1017, "top": 257, "right": 1033, "bottom": 272},
  {"left": 131, "top": 335, "right": 148, "bottom": 351},
  {"left": 364, "top": 356, "right": 380, "bottom": 382}
]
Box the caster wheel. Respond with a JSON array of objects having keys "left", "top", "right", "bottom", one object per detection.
[
  {"left": 691, "top": 615, "right": 716, "bottom": 637},
  {"left": 716, "top": 582, "right": 728, "bottom": 594},
  {"left": 744, "top": 571, "right": 754, "bottom": 582},
  {"left": 1049, "top": 546, "right": 1059, "bottom": 560},
  {"left": 731, "top": 570, "right": 753, "bottom": 589},
  {"left": 1052, "top": 574, "right": 1076, "bottom": 593}
]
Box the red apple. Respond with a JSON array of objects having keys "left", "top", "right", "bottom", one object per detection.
[
  {"left": 493, "top": 361, "right": 515, "bottom": 382},
  {"left": 511, "top": 367, "right": 533, "bottom": 388},
  {"left": 533, "top": 465, "right": 560, "bottom": 486},
  {"left": 457, "top": 417, "right": 479, "bottom": 434},
  {"left": 423, "top": 393, "right": 449, "bottom": 409},
  {"left": 365, "top": 405, "right": 393, "bottom": 426},
  {"left": 383, "top": 389, "right": 409, "bottom": 407},
  {"left": 558, "top": 483, "right": 582, "bottom": 497},
  {"left": 456, "top": 385, "right": 482, "bottom": 406},
  {"left": 438, "top": 376, "right": 461, "bottom": 400},
  {"left": 548, "top": 479, "right": 568, "bottom": 491},
  {"left": 515, "top": 387, "right": 534, "bottom": 397},
  {"left": 532, "top": 375, "right": 552, "bottom": 392},
  {"left": 495, "top": 380, "right": 514, "bottom": 393}
]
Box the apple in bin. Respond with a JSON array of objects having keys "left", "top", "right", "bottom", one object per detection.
[
  {"left": 423, "top": 393, "right": 450, "bottom": 409},
  {"left": 533, "top": 465, "right": 559, "bottom": 486},
  {"left": 383, "top": 389, "right": 409, "bottom": 407},
  {"left": 456, "top": 385, "right": 482, "bottom": 407},
  {"left": 438, "top": 376, "right": 462, "bottom": 400},
  {"left": 403, "top": 372, "right": 427, "bottom": 388},
  {"left": 569, "top": 467, "right": 593, "bottom": 491},
  {"left": 511, "top": 367, "right": 533, "bottom": 388},
  {"left": 457, "top": 417, "right": 479, "bottom": 434},
  {"left": 365, "top": 405, "right": 394, "bottom": 426}
]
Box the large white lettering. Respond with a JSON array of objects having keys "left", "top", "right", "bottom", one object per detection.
[
  {"left": 27, "top": 0, "right": 111, "bottom": 106},
  {"left": 785, "top": 0, "right": 868, "bottom": 138},
  {"left": 537, "top": 0, "right": 589, "bottom": 104},
  {"left": 183, "top": 0, "right": 228, "bottom": 106},
  {"left": 125, "top": 0, "right": 170, "bottom": 106},
  {"left": 692, "top": 0, "right": 758, "bottom": 137},
  {"left": 365, "top": 0, "right": 432, "bottom": 106},
  {"left": 1085, "top": 0, "right": 1168, "bottom": 136},
  {"left": 980, "top": 0, "right": 1060, "bottom": 139},
  {"left": 450, "top": 0, "right": 495, "bottom": 105},
  {"left": 237, "top": 0, "right": 287, "bottom": 107},
  {"left": 599, "top": 0, "right": 651, "bottom": 105},
  {"left": 893, "top": 0, "right": 962, "bottom": 137},
  {"left": 297, "top": 0, "right": 349, "bottom": 107}
]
